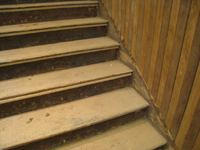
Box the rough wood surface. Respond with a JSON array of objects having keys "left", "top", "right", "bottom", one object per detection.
[
  {"left": 0, "top": 17, "right": 108, "bottom": 37},
  {"left": 0, "top": 37, "right": 119, "bottom": 67},
  {"left": 56, "top": 119, "right": 166, "bottom": 150},
  {"left": 0, "top": 60, "right": 132, "bottom": 104},
  {"left": 0, "top": 87, "right": 149, "bottom": 149}
]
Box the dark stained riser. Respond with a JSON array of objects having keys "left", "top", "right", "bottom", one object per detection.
[
  {"left": 0, "top": 77, "right": 130, "bottom": 118},
  {"left": 0, "top": 49, "right": 117, "bottom": 81},
  {"left": 10, "top": 110, "right": 145, "bottom": 150},
  {"left": 0, "top": 26, "right": 107, "bottom": 50},
  {"left": 0, "top": 7, "right": 97, "bottom": 26},
  {"left": 0, "top": 0, "right": 89, "bottom": 5}
]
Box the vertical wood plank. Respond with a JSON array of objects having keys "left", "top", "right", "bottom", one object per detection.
[
  {"left": 131, "top": 0, "right": 140, "bottom": 60},
  {"left": 112, "top": 0, "right": 115, "bottom": 21},
  {"left": 192, "top": 131, "right": 200, "bottom": 150},
  {"left": 165, "top": 0, "right": 200, "bottom": 129},
  {"left": 114, "top": 0, "right": 119, "bottom": 27},
  {"left": 143, "top": 0, "right": 158, "bottom": 82},
  {"left": 121, "top": 0, "right": 126, "bottom": 40},
  {"left": 147, "top": 0, "right": 165, "bottom": 90},
  {"left": 118, "top": 0, "right": 122, "bottom": 33},
  {"left": 124, "top": 0, "right": 131, "bottom": 46},
  {"left": 128, "top": 0, "right": 135, "bottom": 50},
  {"left": 160, "top": 0, "right": 193, "bottom": 120},
  {"left": 108, "top": 0, "right": 112, "bottom": 17},
  {"left": 175, "top": 61, "right": 200, "bottom": 149},
  {"left": 156, "top": 0, "right": 181, "bottom": 108},
  {"left": 135, "top": 0, "right": 145, "bottom": 65},
  {"left": 151, "top": 0, "right": 173, "bottom": 100},
  {"left": 139, "top": 0, "right": 151, "bottom": 73}
]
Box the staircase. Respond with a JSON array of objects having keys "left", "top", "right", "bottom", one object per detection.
[{"left": 0, "top": 1, "right": 167, "bottom": 149}]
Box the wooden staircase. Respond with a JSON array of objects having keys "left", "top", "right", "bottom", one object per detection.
[{"left": 0, "top": 1, "right": 167, "bottom": 150}]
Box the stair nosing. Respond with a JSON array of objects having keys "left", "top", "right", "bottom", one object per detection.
[
  {"left": 0, "top": 37, "right": 119, "bottom": 67},
  {"left": 0, "top": 60, "right": 133, "bottom": 104},
  {"left": 0, "top": 87, "right": 149, "bottom": 149},
  {"left": 0, "top": 1, "right": 98, "bottom": 12},
  {"left": 0, "top": 17, "right": 108, "bottom": 37}
]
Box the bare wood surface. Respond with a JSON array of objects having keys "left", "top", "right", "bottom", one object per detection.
[
  {"left": 0, "top": 60, "right": 132, "bottom": 103},
  {"left": 0, "top": 37, "right": 119, "bottom": 67},
  {"left": 0, "top": 88, "right": 149, "bottom": 150},
  {"left": 56, "top": 119, "right": 166, "bottom": 150}
]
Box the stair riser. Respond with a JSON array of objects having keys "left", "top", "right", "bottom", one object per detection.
[
  {"left": 0, "top": 7, "right": 97, "bottom": 26},
  {"left": 0, "top": 26, "right": 107, "bottom": 50},
  {"left": 0, "top": 0, "right": 86, "bottom": 5},
  {"left": 0, "top": 49, "right": 117, "bottom": 81},
  {"left": 0, "top": 77, "right": 130, "bottom": 118},
  {"left": 10, "top": 110, "right": 146, "bottom": 150}
]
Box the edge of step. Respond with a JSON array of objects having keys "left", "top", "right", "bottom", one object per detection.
[
  {"left": 0, "top": 17, "right": 108, "bottom": 37},
  {"left": 0, "top": 37, "right": 119, "bottom": 67},
  {"left": 0, "top": 87, "right": 149, "bottom": 150},
  {"left": 0, "top": 1, "right": 98, "bottom": 12},
  {"left": 0, "top": 60, "right": 133, "bottom": 104},
  {"left": 56, "top": 119, "right": 167, "bottom": 150}
]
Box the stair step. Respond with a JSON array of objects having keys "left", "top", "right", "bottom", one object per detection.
[
  {"left": 0, "top": 87, "right": 149, "bottom": 150},
  {"left": 0, "top": 1, "right": 98, "bottom": 11},
  {"left": 0, "top": 1, "right": 98, "bottom": 25},
  {"left": 0, "top": 60, "right": 132, "bottom": 104},
  {"left": 0, "top": 37, "right": 119, "bottom": 67},
  {"left": 56, "top": 119, "right": 166, "bottom": 150},
  {"left": 0, "top": 17, "right": 108, "bottom": 37}
]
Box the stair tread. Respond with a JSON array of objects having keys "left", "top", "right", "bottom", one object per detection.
[
  {"left": 0, "top": 87, "right": 149, "bottom": 149},
  {"left": 56, "top": 119, "right": 166, "bottom": 150},
  {"left": 0, "top": 37, "right": 119, "bottom": 67},
  {"left": 0, "top": 17, "right": 108, "bottom": 36},
  {"left": 0, "top": 1, "right": 98, "bottom": 10},
  {"left": 0, "top": 60, "right": 132, "bottom": 103}
]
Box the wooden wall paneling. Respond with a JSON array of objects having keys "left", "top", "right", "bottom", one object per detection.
[
  {"left": 142, "top": 0, "right": 157, "bottom": 82},
  {"left": 147, "top": 0, "right": 165, "bottom": 90},
  {"left": 165, "top": 0, "right": 200, "bottom": 130},
  {"left": 175, "top": 61, "right": 200, "bottom": 149},
  {"left": 124, "top": 0, "right": 131, "bottom": 46},
  {"left": 131, "top": 0, "right": 140, "bottom": 60},
  {"left": 139, "top": 0, "right": 151, "bottom": 74},
  {"left": 111, "top": 0, "right": 115, "bottom": 21},
  {"left": 121, "top": 0, "right": 126, "bottom": 41},
  {"left": 117, "top": 0, "right": 122, "bottom": 33},
  {"left": 181, "top": 99, "right": 200, "bottom": 150},
  {"left": 108, "top": 0, "right": 112, "bottom": 17},
  {"left": 160, "top": 0, "right": 193, "bottom": 120},
  {"left": 193, "top": 131, "right": 200, "bottom": 150},
  {"left": 151, "top": 0, "right": 173, "bottom": 100},
  {"left": 127, "top": 0, "right": 135, "bottom": 51},
  {"left": 170, "top": 12, "right": 200, "bottom": 140},
  {"left": 156, "top": 0, "right": 181, "bottom": 108},
  {"left": 114, "top": 0, "right": 118, "bottom": 27},
  {"left": 135, "top": 0, "right": 145, "bottom": 65}
]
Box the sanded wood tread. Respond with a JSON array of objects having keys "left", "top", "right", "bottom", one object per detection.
[
  {"left": 0, "top": 17, "right": 108, "bottom": 37},
  {"left": 0, "top": 1, "right": 98, "bottom": 12},
  {"left": 0, "top": 37, "right": 119, "bottom": 67},
  {"left": 56, "top": 119, "right": 166, "bottom": 150},
  {"left": 0, "top": 60, "right": 132, "bottom": 104},
  {"left": 0, "top": 87, "right": 149, "bottom": 149}
]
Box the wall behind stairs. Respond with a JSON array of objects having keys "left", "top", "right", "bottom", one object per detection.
[{"left": 101, "top": 0, "right": 200, "bottom": 149}]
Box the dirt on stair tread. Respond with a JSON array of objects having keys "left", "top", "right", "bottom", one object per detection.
[
  {"left": 0, "top": 87, "right": 149, "bottom": 150},
  {"left": 56, "top": 119, "right": 166, "bottom": 150},
  {"left": 0, "top": 37, "right": 119, "bottom": 66},
  {"left": 0, "top": 60, "right": 132, "bottom": 103},
  {"left": 0, "top": 17, "right": 108, "bottom": 36},
  {"left": 0, "top": 1, "right": 98, "bottom": 10}
]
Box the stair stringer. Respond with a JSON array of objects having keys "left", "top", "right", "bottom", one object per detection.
[{"left": 97, "top": 1, "right": 176, "bottom": 150}]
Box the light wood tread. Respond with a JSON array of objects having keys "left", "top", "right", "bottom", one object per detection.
[
  {"left": 0, "top": 1, "right": 98, "bottom": 12},
  {"left": 0, "top": 17, "right": 108, "bottom": 37},
  {"left": 56, "top": 119, "right": 166, "bottom": 150},
  {"left": 0, "top": 37, "right": 119, "bottom": 67},
  {"left": 0, "top": 87, "right": 149, "bottom": 150},
  {"left": 0, "top": 60, "right": 132, "bottom": 104}
]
